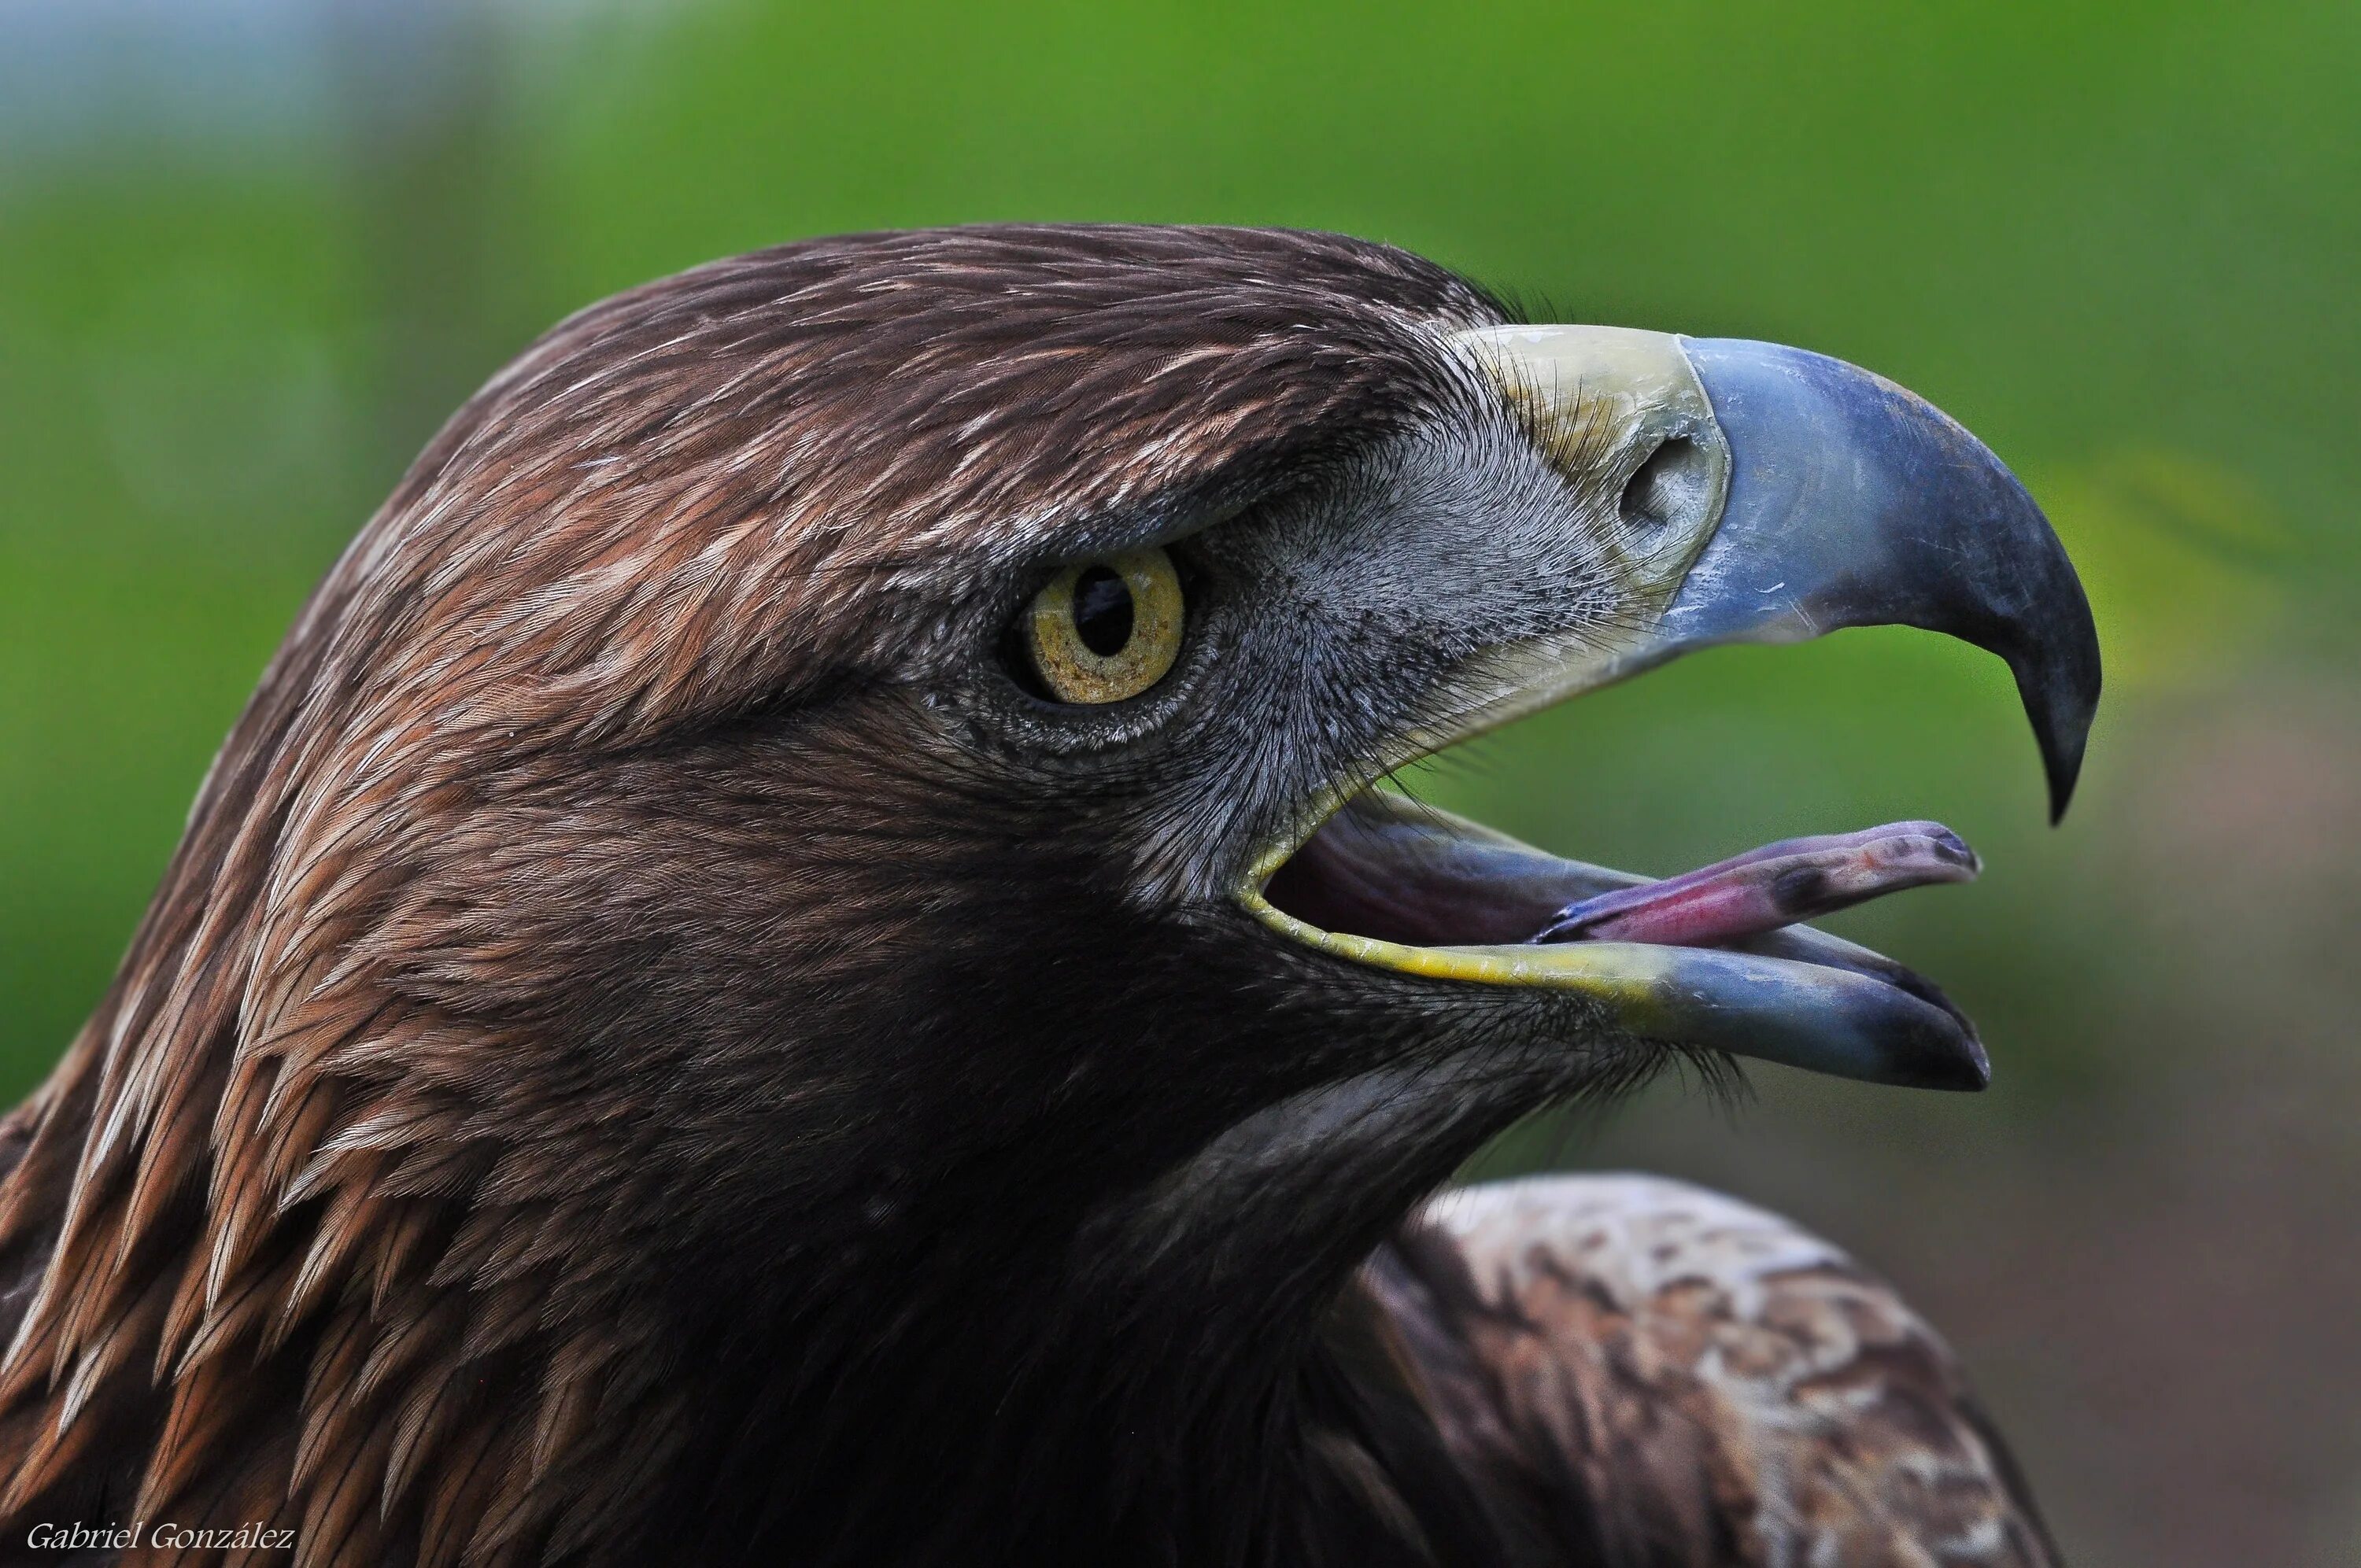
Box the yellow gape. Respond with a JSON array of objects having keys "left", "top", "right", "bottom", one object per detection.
[{"left": 1025, "top": 546, "right": 1184, "bottom": 703}]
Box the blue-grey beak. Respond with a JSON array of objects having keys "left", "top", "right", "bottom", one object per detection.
[
  {"left": 1669, "top": 338, "right": 2102, "bottom": 821},
  {"left": 1254, "top": 327, "right": 2105, "bottom": 1093}
]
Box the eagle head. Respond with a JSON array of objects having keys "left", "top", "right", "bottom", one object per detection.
[{"left": 0, "top": 225, "right": 2095, "bottom": 1566}]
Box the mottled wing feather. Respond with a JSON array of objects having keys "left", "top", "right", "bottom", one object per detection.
[{"left": 1369, "top": 1175, "right": 2062, "bottom": 1568}]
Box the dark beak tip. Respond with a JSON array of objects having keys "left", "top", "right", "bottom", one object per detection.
[
  {"left": 2022, "top": 630, "right": 2102, "bottom": 827},
  {"left": 1910, "top": 1025, "right": 1993, "bottom": 1093},
  {"left": 1959, "top": 1033, "right": 1994, "bottom": 1091},
  {"left": 2043, "top": 738, "right": 2083, "bottom": 825}
]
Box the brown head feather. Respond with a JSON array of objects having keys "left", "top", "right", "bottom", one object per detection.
[
  {"left": 0, "top": 224, "right": 2056, "bottom": 1568},
  {"left": 0, "top": 225, "right": 1502, "bottom": 1565}
]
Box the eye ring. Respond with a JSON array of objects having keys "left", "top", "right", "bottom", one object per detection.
[{"left": 1025, "top": 546, "right": 1185, "bottom": 704}]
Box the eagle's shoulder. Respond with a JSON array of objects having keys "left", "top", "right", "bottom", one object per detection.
[{"left": 1364, "top": 1173, "right": 2062, "bottom": 1568}]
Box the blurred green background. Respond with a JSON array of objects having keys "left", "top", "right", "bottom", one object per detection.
[{"left": 2, "top": 2, "right": 2355, "bottom": 1560}]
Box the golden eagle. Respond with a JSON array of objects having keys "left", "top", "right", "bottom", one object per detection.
[{"left": 0, "top": 226, "right": 2095, "bottom": 1566}]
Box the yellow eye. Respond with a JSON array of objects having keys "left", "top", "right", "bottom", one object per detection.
[{"left": 1024, "top": 546, "right": 1185, "bottom": 704}]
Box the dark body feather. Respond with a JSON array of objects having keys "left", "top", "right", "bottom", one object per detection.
[{"left": 0, "top": 225, "right": 2056, "bottom": 1566}]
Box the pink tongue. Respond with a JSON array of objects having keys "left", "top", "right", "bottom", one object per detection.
[{"left": 1530, "top": 821, "right": 1980, "bottom": 947}]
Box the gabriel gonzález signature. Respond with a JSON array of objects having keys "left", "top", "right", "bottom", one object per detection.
[{"left": 28, "top": 1520, "right": 297, "bottom": 1551}]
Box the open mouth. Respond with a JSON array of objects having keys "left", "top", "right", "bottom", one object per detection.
[
  {"left": 1217, "top": 324, "right": 2099, "bottom": 1091},
  {"left": 1242, "top": 788, "right": 1993, "bottom": 1088}
]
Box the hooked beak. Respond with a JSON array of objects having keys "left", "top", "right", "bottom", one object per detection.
[
  {"left": 1243, "top": 326, "right": 2101, "bottom": 1090},
  {"left": 1665, "top": 337, "right": 2100, "bottom": 821}
]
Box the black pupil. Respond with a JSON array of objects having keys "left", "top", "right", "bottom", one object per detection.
[{"left": 1070, "top": 566, "right": 1135, "bottom": 656}]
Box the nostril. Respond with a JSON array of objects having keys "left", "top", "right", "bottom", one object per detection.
[{"left": 1619, "top": 436, "right": 1710, "bottom": 541}]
